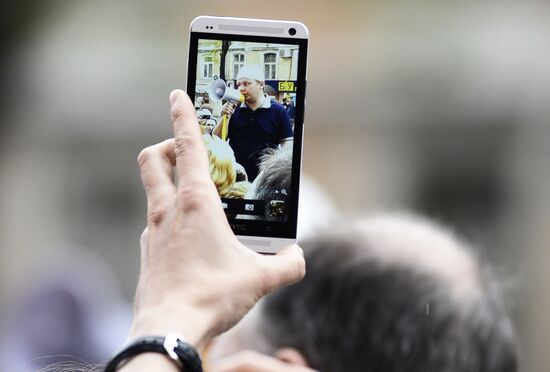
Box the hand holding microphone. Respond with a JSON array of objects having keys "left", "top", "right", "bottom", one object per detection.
[{"left": 221, "top": 101, "right": 238, "bottom": 117}]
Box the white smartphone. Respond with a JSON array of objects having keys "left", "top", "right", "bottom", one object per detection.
[{"left": 187, "top": 16, "right": 308, "bottom": 253}]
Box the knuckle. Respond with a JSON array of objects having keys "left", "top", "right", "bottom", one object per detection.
[
  {"left": 177, "top": 186, "right": 211, "bottom": 213},
  {"left": 170, "top": 105, "right": 185, "bottom": 122},
  {"left": 137, "top": 146, "right": 154, "bottom": 167},
  {"left": 174, "top": 135, "right": 197, "bottom": 159},
  {"left": 147, "top": 206, "right": 167, "bottom": 226}
]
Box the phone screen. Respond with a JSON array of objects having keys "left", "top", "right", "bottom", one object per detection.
[{"left": 187, "top": 32, "right": 307, "bottom": 238}]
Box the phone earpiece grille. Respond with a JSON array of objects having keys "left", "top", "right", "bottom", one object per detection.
[{"left": 219, "top": 24, "right": 284, "bottom": 34}]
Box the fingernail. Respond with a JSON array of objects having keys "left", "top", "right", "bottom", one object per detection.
[{"left": 170, "top": 90, "right": 180, "bottom": 105}]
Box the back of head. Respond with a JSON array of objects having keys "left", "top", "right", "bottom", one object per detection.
[
  {"left": 247, "top": 144, "right": 293, "bottom": 220},
  {"left": 203, "top": 134, "right": 237, "bottom": 197},
  {"left": 252, "top": 144, "right": 292, "bottom": 200},
  {"left": 259, "top": 214, "right": 517, "bottom": 372}
]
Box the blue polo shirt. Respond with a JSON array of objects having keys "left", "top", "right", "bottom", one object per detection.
[{"left": 228, "top": 96, "right": 293, "bottom": 181}]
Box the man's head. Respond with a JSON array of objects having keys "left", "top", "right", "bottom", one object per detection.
[
  {"left": 236, "top": 65, "right": 265, "bottom": 104},
  {"left": 210, "top": 214, "right": 517, "bottom": 372}
]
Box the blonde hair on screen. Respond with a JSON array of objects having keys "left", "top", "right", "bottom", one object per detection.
[
  {"left": 225, "top": 181, "right": 252, "bottom": 199},
  {"left": 203, "top": 134, "right": 237, "bottom": 197}
]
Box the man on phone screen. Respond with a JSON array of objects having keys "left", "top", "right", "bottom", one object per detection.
[{"left": 213, "top": 64, "right": 293, "bottom": 182}]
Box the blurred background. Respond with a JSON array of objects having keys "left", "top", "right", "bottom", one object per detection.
[{"left": 1, "top": 0, "right": 549, "bottom": 371}]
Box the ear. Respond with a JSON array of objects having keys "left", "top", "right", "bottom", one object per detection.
[{"left": 275, "top": 347, "right": 310, "bottom": 367}]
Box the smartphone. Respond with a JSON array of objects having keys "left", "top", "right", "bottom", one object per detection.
[{"left": 187, "top": 16, "right": 308, "bottom": 253}]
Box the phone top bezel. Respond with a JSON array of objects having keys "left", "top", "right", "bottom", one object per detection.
[
  {"left": 187, "top": 28, "right": 308, "bottom": 239},
  {"left": 190, "top": 16, "right": 309, "bottom": 39}
]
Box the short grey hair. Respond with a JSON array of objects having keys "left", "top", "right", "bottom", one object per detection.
[{"left": 258, "top": 214, "right": 517, "bottom": 372}]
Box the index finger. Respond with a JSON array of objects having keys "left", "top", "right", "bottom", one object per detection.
[{"left": 169, "top": 89, "right": 211, "bottom": 188}]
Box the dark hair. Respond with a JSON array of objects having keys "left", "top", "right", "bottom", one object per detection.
[{"left": 260, "top": 217, "right": 517, "bottom": 372}]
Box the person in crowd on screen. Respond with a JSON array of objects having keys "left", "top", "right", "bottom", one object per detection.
[{"left": 213, "top": 65, "right": 293, "bottom": 181}]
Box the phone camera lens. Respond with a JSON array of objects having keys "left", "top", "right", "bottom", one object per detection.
[{"left": 288, "top": 28, "right": 296, "bottom": 36}]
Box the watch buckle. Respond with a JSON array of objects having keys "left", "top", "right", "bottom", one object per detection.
[{"left": 163, "top": 333, "right": 186, "bottom": 362}]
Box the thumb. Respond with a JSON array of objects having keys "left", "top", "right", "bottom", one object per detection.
[{"left": 261, "top": 245, "right": 305, "bottom": 292}]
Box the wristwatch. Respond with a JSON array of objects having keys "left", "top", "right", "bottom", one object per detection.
[{"left": 104, "top": 333, "right": 202, "bottom": 372}]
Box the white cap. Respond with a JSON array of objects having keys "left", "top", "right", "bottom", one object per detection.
[{"left": 237, "top": 65, "right": 265, "bottom": 82}]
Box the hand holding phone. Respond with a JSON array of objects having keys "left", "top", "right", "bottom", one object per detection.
[{"left": 128, "top": 90, "right": 305, "bottom": 352}]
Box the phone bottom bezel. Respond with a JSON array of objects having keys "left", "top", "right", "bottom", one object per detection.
[{"left": 236, "top": 236, "right": 296, "bottom": 254}]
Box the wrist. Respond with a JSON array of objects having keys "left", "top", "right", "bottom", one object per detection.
[{"left": 127, "top": 301, "right": 216, "bottom": 350}]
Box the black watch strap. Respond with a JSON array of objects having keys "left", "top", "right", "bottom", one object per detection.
[{"left": 104, "top": 333, "right": 203, "bottom": 372}]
